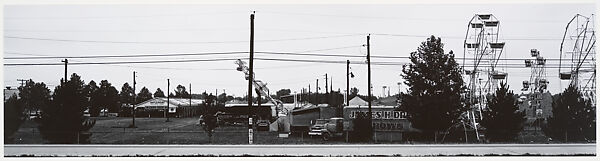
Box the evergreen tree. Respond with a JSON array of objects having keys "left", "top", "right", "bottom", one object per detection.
[
  {"left": 174, "top": 85, "right": 191, "bottom": 98},
  {"left": 37, "top": 74, "right": 96, "bottom": 143},
  {"left": 83, "top": 80, "right": 101, "bottom": 116},
  {"left": 4, "top": 95, "right": 25, "bottom": 143},
  {"left": 399, "top": 35, "right": 467, "bottom": 141},
  {"left": 17, "top": 79, "right": 51, "bottom": 115},
  {"left": 97, "top": 80, "right": 119, "bottom": 114},
  {"left": 479, "top": 82, "right": 526, "bottom": 142},
  {"left": 543, "top": 85, "right": 596, "bottom": 142},
  {"left": 154, "top": 88, "right": 165, "bottom": 98},
  {"left": 136, "top": 87, "right": 153, "bottom": 104},
  {"left": 119, "top": 82, "right": 134, "bottom": 112}
]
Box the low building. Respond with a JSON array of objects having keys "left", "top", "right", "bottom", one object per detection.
[
  {"left": 134, "top": 97, "right": 204, "bottom": 118},
  {"left": 220, "top": 103, "right": 275, "bottom": 124},
  {"left": 4, "top": 87, "right": 19, "bottom": 102},
  {"left": 289, "top": 104, "right": 336, "bottom": 133}
]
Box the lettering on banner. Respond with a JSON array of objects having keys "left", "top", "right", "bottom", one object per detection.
[{"left": 348, "top": 110, "right": 407, "bottom": 119}]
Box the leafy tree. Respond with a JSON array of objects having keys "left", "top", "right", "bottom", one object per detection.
[
  {"left": 136, "top": 87, "right": 153, "bottom": 104},
  {"left": 479, "top": 82, "right": 526, "bottom": 142},
  {"left": 97, "top": 80, "right": 119, "bottom": 113},
  {"left": 217, "top": 93, "right": 228, "bottom": 104},
  {"left": 17, "top": 79, "right": 51, "bottom": 114},
  {"left": 274, "top": 89, "right": 291, "bottom": 99},
  {"left": 83, "top": 80, "right": 101, "bottom": 116},
  {"left": 119, "top": 82, "right": 134, "bottom": 112},
  {"left": 349, "top": 87, "right": 359, "bottom": 99},
  {"left": 174, "top": 85, "right": 191, "bottom": 98},
  {"left": 543, "top": 85, "right": 596, "bottom": 142},
  {"left": 200, "top": 95, "right": 219, "bottom": 143},
  {"left": 154, "top": 88, "right": 165, "bottom": 97},
  {"left": 4, "top": 95, "right": 25, "bottom": 143},
  {"left": 37, "top": 74, "right": 96, "bottom": 144},
  {"left": 399, "top": 35, "right": 467, "bottom": 142}
]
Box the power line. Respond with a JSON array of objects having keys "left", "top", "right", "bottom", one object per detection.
[
  {"left": 4, "top": 51, "right": 248, "bottom": 59},
  {"left": 262, "top": 11, "right": 566, "bottom": 23},
  {"left": 4, "top": 11, "right": 244, "bottom": 20},
  {"left": 5, "top": 50, "right": 595, "bottom": 63},
  {"left": 371, "top": 33, "right": 564, "bottom": 41},
  {"left": 4, "top": 34, "right": 362, "bottom": 44},
  {"left": 4, "top": 58, "right": 245, "bottom": 66},
  {"left": 3, "top": 27, "right": 249, "bottom": 33}
]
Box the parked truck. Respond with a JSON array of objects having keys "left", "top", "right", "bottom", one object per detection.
[{"left": 308, "top": 118, "right": 344, "bottom": 140}]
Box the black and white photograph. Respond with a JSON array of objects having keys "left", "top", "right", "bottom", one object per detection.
[{"left": 2, "top": 0, "right": 597, "bottom": 158}]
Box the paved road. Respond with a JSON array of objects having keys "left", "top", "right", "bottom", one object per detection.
[{"left": 4, "top": 144, "right": 595, "bottom": 156}]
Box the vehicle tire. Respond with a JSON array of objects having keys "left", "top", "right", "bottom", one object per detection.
[{"left": 322, "top": 133, "right": 330, "bottom": 141}]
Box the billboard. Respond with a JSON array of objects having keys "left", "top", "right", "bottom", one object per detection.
[{"left": 343, "top": 106, "right": 412, "bottom": 132}]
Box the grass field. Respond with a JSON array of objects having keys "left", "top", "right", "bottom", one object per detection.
[
  {"left": 9, "top": 116, "right": 557, "bottom": 144},
  {"left": 10, "top": 117, "right": 343, "bottom": 144}
]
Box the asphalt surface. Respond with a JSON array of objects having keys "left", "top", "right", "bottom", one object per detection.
[{"left": 4, "top": 144, "right": 596, "bottom": 156}]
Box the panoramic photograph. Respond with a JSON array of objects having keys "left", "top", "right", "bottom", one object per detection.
[{"left": 3, "top": 1, "right": 597, "bottom": 157}]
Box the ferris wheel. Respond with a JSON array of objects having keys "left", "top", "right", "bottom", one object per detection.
[
  {"left": 461, "top": 14, "right": 508, "bottom": 141},
  {"left": 559, "top": 14, "right": 596, "bottom": 104}
]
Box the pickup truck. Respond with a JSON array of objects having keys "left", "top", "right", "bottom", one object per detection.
[{"left": 308, "top": 118, "right": 344, "bottom": 140}]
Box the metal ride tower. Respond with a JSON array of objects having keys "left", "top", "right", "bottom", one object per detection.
[
  {"left": 462, "top": 14, "right": 507, "bottom": 141},
  {"left": 559, "top": 14, "right": 596, "bottom": 105},
  {"left": 522, "top": 49, "right": 548, "bottom": 120}
]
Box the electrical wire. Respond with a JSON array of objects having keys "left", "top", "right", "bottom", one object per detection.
[
  {"left": 4, "top": 51, "right": 248, "bottom": 59},
  {"left": 4, "top": 34, "right": 362, "bottom": 44}
]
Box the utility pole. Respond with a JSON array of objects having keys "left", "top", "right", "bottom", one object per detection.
[
  {"left": 61, "top": 59, "right": 68, "bottom": 84},
  {"left": 309, "top": 84, "right": 311, "bottom": 104},
  {"left": 325, "top": 73, "right": 328, "bottom": 104},
  {"left": 189, "top": 83, "right": 192, "bottom": 108},
  {"left": 367, "top": 34, "right": 373, "bottom": 139},
  {"left": 131, "top": 71, "right": 137, "bottom": 128},
  {"left": 247, "top": 12, "right": 255, "bottom": 145},
  {"left": 346, "top": 60, "right": 350, "bottom": 106},
  {"left": 17, "top": 79, "right": 28, "bottom": 87},
  {"left": 166, "top": 79, "right": 170, "bottom": 122},
  {"left": 325, "top": 73, "right": 328, "bottom": 95},
  {"left": 316, "top": 79, "right": 319, "bottom": 105}
]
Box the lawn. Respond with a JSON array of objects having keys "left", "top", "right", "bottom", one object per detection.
[
  {"left": 9, "top": 117, "right": 554, "bottom": 144},
  {"left": 9, "top": 117, "right": 342, "bottom": 144}
]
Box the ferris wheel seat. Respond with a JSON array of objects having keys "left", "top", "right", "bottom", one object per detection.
[
  {"left": 530, "top": 49, "right": 540, "bottom": 57},
  {"left": 491, "top": 71, "right": 507, "bottom": 79},
  {"left": 559, "top": 72, "right": 572, "bottom": 80},
  {"left": 484, "top": 21, "right": 499, "bottom": 27},
  {"left": 465, "top": 42, "right": 480, "bottom": 48},
  {"left": 470, "top": 23, "right": 484, "bottom": 28},
  {"left": 489, "top": 42, "right": 505, "bottom": 49},
  {"left": 477, "top": 14, "right": 492, "bottom": 20},
  {"left": 525, "top": 60, "right": 532, "bottom": 67},
  {"left": 536, "top": 57, "right": 546, "bottom": 65}
]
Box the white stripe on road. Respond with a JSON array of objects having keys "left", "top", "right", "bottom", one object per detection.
[{"left": 4, "top": 144, "right": 596, "bottom": 156}]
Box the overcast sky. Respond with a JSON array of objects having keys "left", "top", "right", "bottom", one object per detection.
[{"left": 3, "top": 3, "right": 596, "bottom": 97}]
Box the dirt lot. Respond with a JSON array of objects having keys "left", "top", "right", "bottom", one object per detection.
[{"left": 10, "top": 117, "right": 343, "bottom": 144}]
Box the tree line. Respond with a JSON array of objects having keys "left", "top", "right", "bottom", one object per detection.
[
  {"left": 396, "top": 35, "right": 595, "bottom": 143},
  {"left": 3, "top": 73, "right": 237, "bottom": 143}
]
